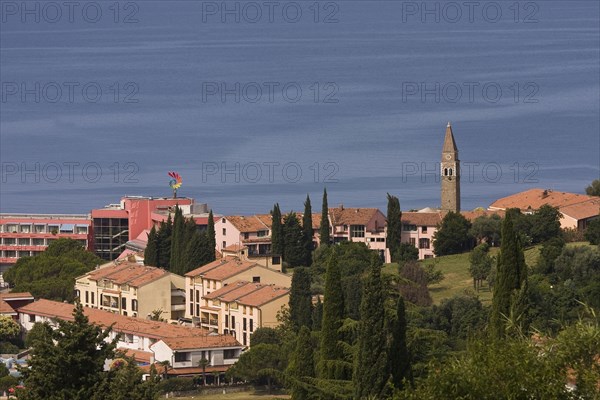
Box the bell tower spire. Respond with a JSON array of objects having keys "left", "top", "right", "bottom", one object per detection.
[{"left": 441, "top": 122, "right": 460, "bottom": 212}]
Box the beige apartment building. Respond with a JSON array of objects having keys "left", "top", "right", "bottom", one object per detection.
[
  {"left": 184, "top": 256, "right": 291, "bottom": 321},
  {"left": 75, "top": 261, "right": 186, "bottom": 320},
  {"left": 202, "top": 281, "right": 290, "bottom": 346}
]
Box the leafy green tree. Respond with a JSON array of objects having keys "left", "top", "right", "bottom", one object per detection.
[
  {"left": 318, "top": 251, "right": 347, "bottom": 379},
  {"left": 226, "top": 343, "right": 286, "bottom": 392},
  {"left": 535, "top": 236, "right": 565, "bottom": 275},
  {"left": 289, "top": 267, "right": 313, "bottom": 331},
  {"left": 584, "top": 217, "right": 600, "bottom": 245},
  {"left": 469, "top": 214, "right": 501, "bottom": 246},
  {"left": 530, "top": 204, "right": 562, "bottom": 243},
  {"left": 302, "top": 195, "right": 314, "bottom": 267},
  {"left": 354, "top": 256, "right": 389, "bottom": 400},
  {"left": 585, "top": 179, "right": 600, "bottom": 196},
  {"left": 157, "top": 215, "right": 172, "bottom": 269},
  {"left": 553, "top": 246, "right": 600, "bottom": 309},
  {"left": 286, "top": 326, "right": 315, "bottom": 400},
  {"left": 312, "top": 296, "right": 323, "bottom": 331},
  {"left": 398, "top": 261, "right": 432, "bottom": 307},
  {"left": 433, "top": 212, "right": 473, "bottom": 256},
  {"left": 4, "top": 239, "right": 102, "bottom": 302},
  {"left": 0, "top": 316, "right": 20, "bottom": 340},
  {"left": 0, "top": 375, "right": 18, "bottom": 396},
  {"left": 283, "top": 212, "right": 305, "bottom": 267},
  {"left": 169, "top": 207, "right": 186, "bottom": 274},
  {"left": 198, "top": 357, "right": 209, "bottom": 386},
  {"left": 18, "top": 302, "right": 118, "bottom": 400},
  {"left": 206, "top": 210, "right": 216, "bottom": 262},
  {"left": 387, "top": 193, "right": 402, "bottom": 262},
  {"left": 24, "top": 322, "right": 53, "bottom": 349},
  {"left": 91, "top": 357, "right": 159, "bottom": 400},
  {"left": 250, "top": 327, "right": 281, "bottom": 346},
  {"left": 144, "top": 226, "right": 159, "bottom": 267},
  {"left": 390, "top": 296, "right": 411, "bottom": 390},
  {"left": 490, "top": 213, "right": 528, "bottom": 338},
  {"left": 319, "top": 188, "right": 331, "bottom": 246},
  {"left": 271, "top": 204, "right": 284, "bottom": 255},
  {"left": 468, "top": 243, "right": 493, "bottom": 291},
  {"left": 393, "top": 243, "right": 419, "bottom": 266}
]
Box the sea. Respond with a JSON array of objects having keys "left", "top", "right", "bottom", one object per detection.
[{"left": 1, "top": 0, "right": 599, "bottom": 215}]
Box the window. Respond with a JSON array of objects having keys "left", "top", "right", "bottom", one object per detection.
[
  {"left": 243, "top": 306, "right": 246, "bottom": 315},
  {"left": 32, "top": 238, "right": 45, "bottom": 246},
  {"left": 222, "top": 228, "right": 226, "bottom": 235},
  {"left": 272, "top": 256, "right": 281, "bottom": 265},
  {"left": 243, "top": 232, "right": 249, "bottom": 240},
  {"left": 257, "top": 230, "right": 268, "bottom": 237},
  {"left": 121, "top": 297, "right": 127, "bottom": 310},
  {"left": 224, "top": 349, "right": 236, "bottom": 359},
  {"left": 91, "top": 292, "right": 95, "bottom": 305},
  {"left": 424, "top": 254, "right": 434, "bottom": 259},
  {"left": 225, "top": 315, "right": 229, "bottom": 328},
  {"left": 76, "top": 226, "right": 88, "bottom": 234},
  {"left": 409, "top": 238, "right": 416, "bottom": 246},
  {"left": 29, "top": 314, "right": 35, "bottom": 322},
  {"left": 403, "top": 224, "right": 417, "bottom": 231},
  {"left": 85, "top": 291, "right": 89, "bottom": 303},
  {"left": 4, "top": 238, "right": 16, "bottom": 246},
  {"left": 189, "top": 289, "right": 193, "bottom": 301},
  {"left": 196, "top": 290, "right": 200, "bottom": 302},
  {"left": 34, "top": 224, "right": 46, "bottom": 233},
  {"left": 18, "top": 238, "right": 30, "bottom": 246},
  {"left": 190, "top": 303, "right": 194, "bottom": 315},
  {"left": 231, "top": 315, "right": 236, "bottom": 329},
  {"left": 222, "top": 241, "right": 226, "bottom": 248},
  {"left": 243, "top": 333, "right": 247, "bottom": 346},
  {"left": 249, "top": 319, "right": 254, "bottom": 332},
  {"left": 243, "top": 318, "right": 247, "bottom": 331},
  {"left": 350, "top": 225, "right": 365, "bottom": 238},
  {"left": 249, "top": 307, "right": 253, "bottom": 316},
  {"left": 20, "top": 225, "right": 31, "bottom": 233},
  {"left": 376, "top": 238, "right": 385, "bottom": 242},
  {"left": 131, "top": 299, "right": 138, "bottom": 312},
  {"left": 174, "top": 352, "right": 191, "bottom": 362},
  {"left": 252, "top": 276, "right": 260, "bottom": 283},
  {"left": 419, "top": 238, "right": 430, "bottom": 249},
  {"left": 6, "top": 224, "right": 18, "bottom": 233},
  {"left": 422, "top": 226, "right": 428, "bottom": 233},
  {"left": 196, "top": 304, "right": 200, "bottom": 316}
]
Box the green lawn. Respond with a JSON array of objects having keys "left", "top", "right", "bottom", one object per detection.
[{"left": 178, "top": 390, "right": 289, "bottom": 400}]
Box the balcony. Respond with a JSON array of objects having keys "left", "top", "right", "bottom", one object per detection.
[
  {"left": 171, "top": 304, "right": 186, "bottom": 312},
  {"left": 171, "top": 289, "right": 186, "bottom": 298}
]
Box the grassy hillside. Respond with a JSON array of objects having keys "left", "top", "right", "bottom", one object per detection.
[{"left": 179, "top": 391, "right": 289, "bottom": 400}]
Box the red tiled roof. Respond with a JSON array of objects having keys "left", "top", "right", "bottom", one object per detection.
[
  {"left": 461, "top": 209, "right": 505, "bottom": 222},
  {"left": 489, "top": 189, "right": 596, "bottom": 212},
  {"left": 184, "top": 258, "right": 256, "bottom": 280},
  {"left": 0, "top": 292, "right": 34, "bottom": 315},
  {"left": 226, "top": 215, "right": 270, "bottom": 233},
  {"left": 559, "top": 199, "right": 600, "bottom": 220},
  {"left": 84, "top": 262, "right": 169, "bottom": 288},
  {"left": 204, "top": 281, "right": 289, "bottom": 307},
  {"left": 17, "top": 299, "right": 241, "bottom": 349},
  {"left": 0, "top": 299, "right": 16, "bottom": 315},
  {"left": 118, "top": 348, "right": 154, "bottom": 364},
  {"left": 160, "top": 334, "right": 240, "bottom": 350},
  {"left": 222, "top": 244, "right": 247, "bottom": 252},
  {"left": 401, "top": 212, "right": 442, "bottom": 226},
  {"left": 329, "top": 207, "right": 381, "bottom": 226}
]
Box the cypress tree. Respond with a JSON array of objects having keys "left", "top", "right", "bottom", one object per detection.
[
  {"left": 386, "top": 193, "right": 402, "bottom": 262},
  {"left": 353, "top": 256, "right": 389, "bottom": 399},
  {"left": 490, "top": 213, "right": 527, "bottom": 338},
  {"left": 302, "top": 195, "right": 314, "bottom": 267},
  {"left": 319, "top": 188, "right": 331, "bottom": 246},
  {"left": 271, "top": 204, "right": 284, "bottom": 255},
  {"left": 170, "top": 207, "right": 185, "bottom": 274},
  {"left": 144, "top": 226, "right": 158, "bottom": 267},
  {"left": 390, "top": 296, "right": 411, "bottom": 390},
  {"left": 157, "top": 215, "right": 172, "bottom": 269},
  {"left": 290, "top": 267, "right": 313, "bottom": 330},
  {"left": 319, "top": 251, "right": 345, "bottom": 379},
  {"left": 206, "top": 210, "right": 216, "bottom": 262},
  {"left": 312, "top": 296, "right": 323, "bottom": 331},
  {"left": 286, "top": 325, "right": 315, "bottom": 400},
  {"left": 283, "top": 212, "right": 304, "bottom": 267},
  {"left": 184, "top": 230, "right": 208, "bottom": 274}
]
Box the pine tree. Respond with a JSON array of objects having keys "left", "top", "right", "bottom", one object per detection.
[
  {"left": 319, "top": 251, "right": 346, "bottom": 379},
  {"left": 354, "top": 256, "right": 389, "bottom": 399},
  {"left": 271, "top": 204, "right": 284, "bottom": 255},
  {"left": 490, "top": 213, "right": 528, "bottom": 338},
  {"left": 283, "top": 212, "right": 305, "bottom": 267},
  {"left": 206, "top": 210, "right": 216, "bottom": 262},
  {"left": 386, "top": 193, "right": 402, "bottom": 262},
  {"left": 319, "top": 189, "right": 331, "bottom": 246},
  {"left": 312, "top": 296, "right": 323, "bottom": 331},
  {"left": 157, "top": 215, "right": 172, "bottom": 269},
  {"left": 302, "top": 195, "right": 314, "bottom": 267},
  {"left": 290, "top": 267, "right": 313, "bottom": 331},
  {"left": 144, "top": 226, "right": 158, "bottom": 267},
  {"left": 170, "top": 207, "right": 185, "bottom": 274},
  {"left": 390, "top": 296, "right": 411, "bottom": 390},
  {"left": 287, "top": 325, "right": 315, "bottom": 400}
]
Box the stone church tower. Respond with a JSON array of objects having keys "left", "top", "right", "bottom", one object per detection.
[{"left": 441, "top": 122, "right": 460, "bottom": 212}]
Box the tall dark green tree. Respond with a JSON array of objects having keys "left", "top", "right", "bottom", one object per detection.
[
  {"left": 390, "top": 296, "right": 411, "bottom": 390},
  {"left": 144, "top": 226, "right": 159, "bottom": 267},
  {"left": 530, "top": 205, "right": 562, "bottom": 243},
  {"left": 206, "top": 210, "right": 216, "bottom": 262},
  {"left": 319, "top": 188, "right": 331, "bottom": 246},
  {"left": 271, "top": 204, "right": 284, "bottom": 255},
  {"left": 283, "top": 212, "right": 305, "bottom": 267},
  {"left": 318, "top": 251, "right": 346, "bottom": 379},
  {"left": 354, "top": 256, "right": 389, "bottom": 400},
  {"left": 286, "top": 326, "right": 315, "bottom": 400},
  {"left": 312, "top": 296, "right": 323, "bottom": 331},
  {"left": 184, "top": 230, "right": 208, "bottom": 274},
  {"left": 169, "top": 207, "right": 185, "bottom": 274},
  {"left": 289, "top": 267, "right": 313, "bottom": 330},
  {"left": 433, "top": 211, "right": 473, "bottom": 256},
  {"left": 387, "top": 193, "right": 402, "bottom": 262},
  {"left": 157, "top": 214, "right": 172, "bottom": 269},
  {"left": 490, "top": 213, "right": 528, "bottom": 338},
  {"left": 302, "top": 195, "right": 314, "bottom": 267}
]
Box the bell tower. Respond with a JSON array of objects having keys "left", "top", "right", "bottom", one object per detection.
[{"left": 441, "top": 122, "right": 460, "bottom": 212}]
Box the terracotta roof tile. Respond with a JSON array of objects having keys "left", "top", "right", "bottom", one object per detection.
[
  {"left": 461, "top": 209, "right": 505, "bottom": 222},
  {"left": 84, "top": 262, "right": 169, "bottom": 288},
  {"left": 226, "top": 215, "right": 270, "bottom": 233},
  {"left": 0, "top": 299, "right": 16, "bottom": 315},
  {"left": 401, "top": 212, "right": 443, "bottom": 226},
  {"left": 204, "top": 281, "right": 289, "bottom": 307},
  {"left": 329, "top": 207, "right": 380, "bottom": 226},
  {"left": 560, "top": 198, "right": 600, "bottom": 220},
  {"left": 160, "top": 334, "right": 240, "bottom": 350},
  {"left": 184, "top": 258, "right": 256, "bottom": 280},
  {"left": 489, "top": 189, "right": 596, "bottom": 212}
]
